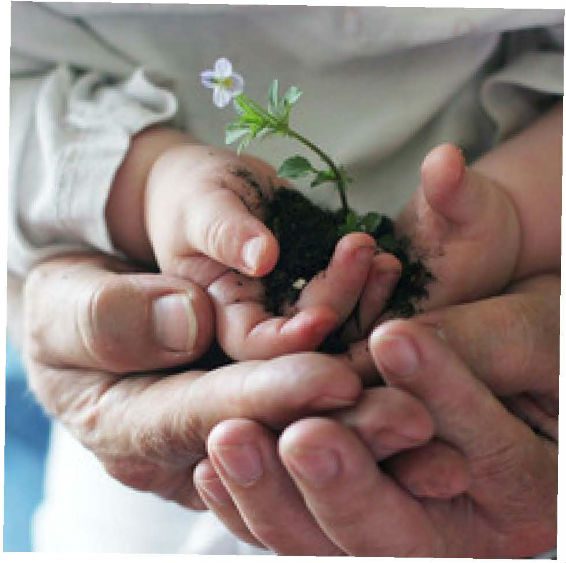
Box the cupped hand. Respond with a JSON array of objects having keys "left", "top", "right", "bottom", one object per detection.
[
  {"left": 195, "top": 274, "right": 558, "bottom": 556},
  {"left": 146, "top": 143, "right": 400, "bottom": 360},
  {"left": 23, "top": 253, "right": 364, "bottom": 510}
]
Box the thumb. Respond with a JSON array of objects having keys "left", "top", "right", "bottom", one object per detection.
[
  {"left": 24, "top": 253, "right": 215, "bottom": 373},
  {"left": 420, "top": 143, "right": 490, "bottom": 226},
  {"left": 147, "top": 145, "right": 280, "bottom": 280}
]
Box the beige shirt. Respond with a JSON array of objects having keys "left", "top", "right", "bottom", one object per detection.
[{"left": 10, "top": 3, "right": 563, "bottom": 277}]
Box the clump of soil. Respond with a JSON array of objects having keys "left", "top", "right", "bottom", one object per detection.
[{"left": 262, "top": 188, "right": 433, "bottom": 349}]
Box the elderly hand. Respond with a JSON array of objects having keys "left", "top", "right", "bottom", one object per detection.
[
  {"left": 196, "top": 274, "right": 558, "bottom": 557},
  {"left": 23, "top": 252, "right": 364, "bottom": 510}
]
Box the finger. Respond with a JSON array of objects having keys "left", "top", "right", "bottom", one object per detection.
[
  {"left": 194, "top": 458, "right": 264, "bottom": 548},
  {"left": 420, "top": 143, "right": 485, "bottom": 226},
  {"left": 333, "top": 387, "right": 434, "bottom": 460},
  {"left": 208, "top": 233, "right": 382, "bottom": 360},
  {"left": 28, "top": 351, "right": 362, "bottom": 468},
  {"left": 209, "top": 270, "right": 338, "bottom": 360},
  {"left": 294, "top": 233, "right": 377, "bottom": 324},
  {"left": 340, "top": 252, "right": 402, "bottom": 342},
  {"left": 333, "top": 388, "right": 469, "bottom": 499},
  {"left": 279, "top": 418, "right": 440, "bottom": 556},
  {"left": 416, "top": 274, "right": 559, "bottom": 396},
  {"left": 384, "top": 440, "right": 470, "bottom": 499},
  {"left": 23, "top": 253, "right": 215, "bottom": 373},
  {"left": 183, "top": 188, "right": 279, "bottom": 277},
  {"left": 207, "top": 420, "right": 342, "bottom": 555},
  {"left": 189, "top": 353, "right": 362, "bottom": 433},
  {"left": 370, "top": 320, "right": 539, "bottom": 502},
  {"left": 26, "top": 351, "right": 362, "bottom": 512},
  {"left": 340, "top": 274, "right": 560, "bottom": 394},
  {"left": 209, "top": 234, "right": 380, "bottom": 361},
  {"left": 148, "top": 146, "right": 280, "bottom": 278}
]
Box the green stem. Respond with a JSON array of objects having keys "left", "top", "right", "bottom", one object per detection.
[
  {"left": 234, "top": 94, "right": 350, "bottom": 214},
  {"left": 286, "top": 129, "right": 349, "bottom": 214}
]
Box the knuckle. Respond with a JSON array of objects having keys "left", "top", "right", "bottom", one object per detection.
[
  {"left": 79, "top": 279, "right": 116, "bottom": 368},
  {"left": 203, "top": 208, "right": 237, "bottom": 262}
]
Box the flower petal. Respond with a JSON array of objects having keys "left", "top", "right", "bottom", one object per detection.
[
  {"left": 214, "top": 57, "right": 232, "bottom": 79},
  {"left": 230, "top": 73, "right": 245, "bottom": 96},
  {"left": 213, "top": 87, "right": 232, "bottom": 108},
  {"left": 200, "top": 69, "right": 217, "bottom": 89}
]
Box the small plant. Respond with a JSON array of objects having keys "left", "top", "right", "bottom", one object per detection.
[
  {"left": 201, "top": 57, "right": 432, "bottom": 330},
  {"left": 201, "top": 57, "right": 382, "bottom": 235}
]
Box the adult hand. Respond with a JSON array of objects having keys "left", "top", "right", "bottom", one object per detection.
[
  {"left": 23, "top": 252, "right": 364, "bottom": 510},
  {"left": 196, "top": 274, "right": 558, "bottom": 556}
]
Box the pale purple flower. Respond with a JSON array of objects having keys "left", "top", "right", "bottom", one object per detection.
[{"left": 200, "top": 58, "right": 244, "bottom": 108}]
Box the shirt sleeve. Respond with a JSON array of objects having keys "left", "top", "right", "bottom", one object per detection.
[
  {"left": 8, "top": 62, "right": 179, "bottom": 277},
  {"left": 480, "top": 23, "right": 564, "bottom": 141}
]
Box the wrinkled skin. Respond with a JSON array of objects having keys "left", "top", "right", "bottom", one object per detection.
[{"left": 197, "top": 276, "right": 558, "bottom": 557}]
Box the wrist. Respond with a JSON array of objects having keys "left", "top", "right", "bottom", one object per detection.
[{"left": 106, "top": 126, "right": 194, "bottom": 265}]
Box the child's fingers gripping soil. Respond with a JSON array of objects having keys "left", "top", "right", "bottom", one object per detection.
[
  {"left": 208, "top": 270, "right": 338, "bottom": 360},
  {"left": 291, "top": 233, "right": 377, "bottom": 322},
  {"left": 208, "top": 233, "right": 378, "bottom": 361},
  {"left": 339, "top": 252, "right": 402, "bottom": 343}
]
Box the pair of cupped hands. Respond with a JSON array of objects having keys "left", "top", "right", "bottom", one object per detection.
[{"left": 23, "top": 136, "right": 558, "bottom": 556}]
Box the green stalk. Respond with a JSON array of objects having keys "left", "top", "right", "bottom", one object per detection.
[
  {"left": 286, "top": 128, "right": 350, "bottom": 214},
  {"left": 233, "top": 93, "right": 350, "bottom": 214}
]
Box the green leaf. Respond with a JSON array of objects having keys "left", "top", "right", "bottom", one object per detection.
[
  {"left": 236, "top": 133, "right": 253, "bottom": 155},
  {"left": 255, "top": 126, "right": 276, "bottom": 140},
  {"left": 337, "top": 210, "right": 361, "bottom": 237},
  {"left": 225, "top": 125, "right": 250, "bottom": 145},
  {"left": 376, "top": 233, "right": 397, "bottom": 252},
  {"left": 268, "top": 79, "right": 279, "bottom": 115},
  {"left": 283, "top": 86, "right": 302, "bottom": 107},
  {"left": 278, "top": 156, "right": 314, "bottom": 179},
  {"left": 310, "top": 169, "right": 336, "bottom": 188},
  {"left": 359, "top": 212, "right": 383, "bottom": 234}
]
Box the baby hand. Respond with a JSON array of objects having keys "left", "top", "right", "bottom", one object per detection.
[
  {"left": 396, "top": 143, "right": 521, "bottom": 309},
  {"left": 342, "top": 143, "right": 522, "bottom": 379},
  {"left": 146, "top": 143, "right": 385, "bottom": 360}
]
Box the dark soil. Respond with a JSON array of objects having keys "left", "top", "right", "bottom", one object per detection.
[{"left": 262, "top": 188, "right": 433, "bottom": 351}]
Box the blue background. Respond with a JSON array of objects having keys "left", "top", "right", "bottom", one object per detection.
[{"left": 4, "top": 341, "right": 51, "bottom": 552}]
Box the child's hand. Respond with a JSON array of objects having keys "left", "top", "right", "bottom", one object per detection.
[
  {"left": 395, "top": 143, "right": 520, "bottom": 310},
  {"left": 146, "top": 143, "right": 391, "bottom": 360},
  {"left": 343, "top": 143, "right": 522, "bottom": 379}
]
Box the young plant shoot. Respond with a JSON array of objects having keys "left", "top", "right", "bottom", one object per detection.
[{"left": 201, "top": 58, "right": 432, "bottom": 332}]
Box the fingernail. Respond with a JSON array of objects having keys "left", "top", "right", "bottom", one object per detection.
[
  {"left": 375, "top": 334, "right": 419, "bottom": 377},
  {"left": 215, "top": 444, "right": 263, "bottom": 487},
  {"left": 242, "top": 236, "right": 265, "bottom": 273},
  {"left": 288, "top": 447, "right": 340, "bottom": 487},
  {"left": 152, "top": 291, "right": 197, "bottom": 352}
]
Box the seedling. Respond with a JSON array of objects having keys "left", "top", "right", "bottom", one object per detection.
[{"left": 202, "top": 58, "right": 432, "bottom": 342}]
